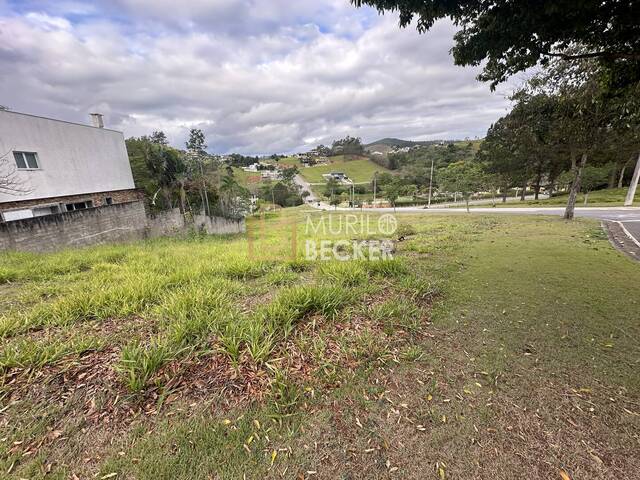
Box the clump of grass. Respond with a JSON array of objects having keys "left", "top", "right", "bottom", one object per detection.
[
  {"left": 118, "top": 340, "right": 174, "bottom": 393},
  {"left": 154, "top": 282, "right": 239, "bottom": 347},
  {"left": 363, "top": 258, "right": 407, "bottom": 277},
  {"left": 24, "top": 271, "right": 173, "bottom": 331},
  {"left": 268, "top": 367, "right": 301, "bottom": 417},
  {"left": 0, "top": 313, "right": 28, "bottom": 338},
  {"left": 284, "top": 259, "right": 312, "bottom": 272},
  {"left": 217, "top": 321, "right": 246, "bottom": 364},
  {"left": 0, "top": 267, "right": 18, "bottom": 284},
  {"left": 0, "top": 336, "right": 101, "bottom": 371},
  {"left": 262, "top": 269, "right": 299, "bottom": 286},
  {"left": 244, "top": 321, "right": 276, "bottom": 364},
  {"left": 396, "top": 222, "right": 417, "bottom": 237},
  {"left": 399, "top": 275, "right": 440, "bottom": 302},
  {"left": 400, "top": 345, "right": 425, "bottom": 361},
  {"left": 369, "top": 298, "right": 422, "bottom": 334},
  {"left": 318, "top": 261, "right": 367, "bottom": 287},
  {"left": 221, "top": 260, "right": 274, "bottom": 280},
  {"left": 264, "top": 284, "right": 353, "bottom": 325}
]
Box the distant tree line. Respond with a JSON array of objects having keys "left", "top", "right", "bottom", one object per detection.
[{"left": 126, "top": 129, "right": 250, "bottom": 219}]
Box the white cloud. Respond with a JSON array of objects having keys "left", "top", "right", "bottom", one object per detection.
[{"left": 0, "top": 1, "right": 512, "bottom": 154}]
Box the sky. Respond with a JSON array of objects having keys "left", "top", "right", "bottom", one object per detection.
[{"left": 0, "top": 0, "right": 516, "bottom": 155}]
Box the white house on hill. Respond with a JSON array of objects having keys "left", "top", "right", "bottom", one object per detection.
[{"left": 0, "top": 110, "right": 139, "bottom": 222}]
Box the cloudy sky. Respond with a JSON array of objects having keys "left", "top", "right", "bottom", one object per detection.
[{"left": 0, "top": 0, "right": 516, "bottom": 154}]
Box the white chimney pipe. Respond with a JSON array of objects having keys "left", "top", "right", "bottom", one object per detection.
[{"left": 89, "top": 113, "right": 104, "bottom": 128}]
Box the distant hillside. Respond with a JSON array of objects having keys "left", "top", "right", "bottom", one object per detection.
[
  {"left": 365, "top": 138, "right": 482, "bottom": 150},
  {"left": 364, "top": 138, "right": 437, "bottom": 149}
]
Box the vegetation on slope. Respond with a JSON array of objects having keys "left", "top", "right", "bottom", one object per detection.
[
  {"left": 1, "top": 210, "right": 639, "bottom": 478},
  {"left": 299, "top": 156, "right": 390, "bottom": 184}
]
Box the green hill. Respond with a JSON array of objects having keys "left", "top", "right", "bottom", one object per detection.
[
  {"left": 365, "top": 138, "right": 483, "bottom": 150},
  {"left": 299, "top": 155, "right": 390, "bottom": 184},
  {"left": 365, "top": 138, "right": 435, "bottom": 149}
]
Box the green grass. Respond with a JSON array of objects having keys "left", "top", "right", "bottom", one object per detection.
[
  {"left": 298, "top": 156, "right": 390, "bottom": 183},
  {"left": 231, "top": 167, "right": 265, "bottom": 187},
  {"left": 488, "top": 186, "right": 638, "bottom": 207},
  {"left": 2, "top": 209, "right": 640, "bottom": 479}
]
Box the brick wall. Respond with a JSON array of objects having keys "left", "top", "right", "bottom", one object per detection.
[
  {"left": 0, "top": 188, "right": 143, "bottom": 213},
  {"left": 0, "top": 202, "right": 246, "bottom": 253}
]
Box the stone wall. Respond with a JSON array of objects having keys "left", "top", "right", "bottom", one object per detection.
[{"left": 0, "top": 201, "right": 246, "bottom": 253}]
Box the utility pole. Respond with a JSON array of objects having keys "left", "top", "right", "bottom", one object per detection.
[
  {"left": 351, "top": 181, "right": 355, "bottom": 207},
  {"left": 624, "top": 152, "right": 640, "bottom": 206},
  {"left": 427, "top": 158, "right": 434, "bottom": 208},
  {"left": 373, "top": 171, "right": 378, "bottom": 206}
]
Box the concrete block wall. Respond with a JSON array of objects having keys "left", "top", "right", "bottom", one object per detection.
[
  {"left": 194, "top": 214, "right": 245, "bottom": 235},
  {"left": 0, "top": 201, "right": 147, "bottom": 252},
  {"left": 0, "top": 201, "right": 246, "bottom": 253}
]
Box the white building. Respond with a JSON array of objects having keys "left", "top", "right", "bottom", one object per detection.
[{"left": 0, "top": 110, "right": 138, "bottom": 222}]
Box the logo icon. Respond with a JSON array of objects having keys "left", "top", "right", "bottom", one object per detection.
[{"left": 378, "top": 214, "right": 397, "bottom": 236}]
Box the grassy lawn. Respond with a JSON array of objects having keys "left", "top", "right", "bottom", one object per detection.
[
  {"left": 488, "top": 187, "right": 638, "bottom": 207},
  {"left": 231, "top": 167, "right": 263, "bottom": 187},
  {"left": 299, "top": 156, "right": 389, "bottom": 184},
  {"left": 1, "top": 210, "right": 639, "bottom": 479}
]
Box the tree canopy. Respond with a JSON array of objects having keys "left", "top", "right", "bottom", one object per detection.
[{"left": 351, "top": 0, "right": 640, "bottom": 88}]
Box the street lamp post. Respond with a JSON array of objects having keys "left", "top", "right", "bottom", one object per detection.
[{"left": 428, "top": 158, "right": 434, "bottom": 208}]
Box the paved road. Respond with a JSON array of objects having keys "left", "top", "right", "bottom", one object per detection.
[
  {"left": 624, "top": 221, "right": 640, "bottom": 241},
  {"left": 294, "top": 174, "right": 318, "bottom": 203}
]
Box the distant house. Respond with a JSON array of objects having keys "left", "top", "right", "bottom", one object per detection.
[
  {"left": 243, "top": 162, "right": 275, "bottom": 173},
  {"left": 243, "top": 163, "right": 260, "bottom": 172},
  {"left": 0, "top": 110, "right": 139, "bottom": 222},
  {"left": 323, "top": 171, "right": 349, "bottom": 183},
  {"left": 261, "top": 170, "right": 281, "bottom": 181}
]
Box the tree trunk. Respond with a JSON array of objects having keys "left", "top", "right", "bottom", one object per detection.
[
  {"left": 534, "top": 170, "right": 542, "bottom": 200},
  {"left": 465, "top": 198, "right": 470, "bottom": 213},
  {"left": 618, "top": 166, "right": 627, "bottom": 188},
  {"left": 502, "top": 188, "right": 507, "bottom": 203},
  {"left": 608, "top": 166, "right": 617, "bottom": 189},
  {"left": 584, "top": 191, "right": 589, "bottom": 205},
  {"left": 520, "top": 180, "right": 526, "bottom": 201},
  {"left": 624, "top": 152, "right": 640, "bottom": 206},
  {"left": 564, "top": 153, "right": 587, "bottom": 220}
]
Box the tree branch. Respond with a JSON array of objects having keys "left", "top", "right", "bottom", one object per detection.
[
  {"left": 542, "top": 50, "right": 640, "bottom": 61},
  {"left": 0, "top": 150, "right": 33, "bottom": 196}
]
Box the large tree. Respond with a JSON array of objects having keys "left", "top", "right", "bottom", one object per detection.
[
  {"left": 186, "top": 128, "right": 213, "bottom": 216},
  {"left": 352, "top": 0, "right": 640, "bottom": 88},
  {"left": 438, "top": 160, "right": 487, "bottom": 212},
  {"left": 126, "top": 137, "right": 186, "bottom": 211}
]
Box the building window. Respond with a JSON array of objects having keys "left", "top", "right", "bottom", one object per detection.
[
  {"left": 65, "top": 200, "right": 93, "bottom": 212},
  {"left": 105, "top": 197, "right": 113, "bottom": 205},
  {"left": 13, "top": 151, "right": 39, "bottom": 169}
]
